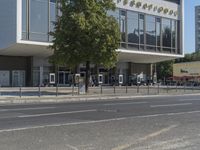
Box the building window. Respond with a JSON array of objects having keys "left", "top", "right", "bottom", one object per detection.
[
  {"left": 146, "top": 15, "right": 156, "bottom": 51},
  {"left": 22, "top": 0, "right": 27, "bottom": 40},
  {"left": 139, "top": 14, "right": 145, "bottom": 50},
  {"left": 127, "top": 11, "right": 139, "bottom": 49},
  {"left": 49, "top": 0, "right": 56, "bottom": 41},
  {"left": 156, "top": 18, "right": 161, "bottom": 51},
  {"left": 172, "top": 20, "right": 177, "bottom": 53},
  {"left": 29, "top": 0, "right": 49, "bottom": 42},
  {"left": 162, "top": 18, "right": 171, "bottom": 52},
  {"left": 120, "top": 10, "right": 127, "bottom": 48}
]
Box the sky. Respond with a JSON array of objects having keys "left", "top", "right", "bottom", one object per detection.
[{"left": 184, "top": 0, "right": 200, "bottom": 53}]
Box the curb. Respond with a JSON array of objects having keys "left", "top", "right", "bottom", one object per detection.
[{"left": 0, "top": 93, "right": 200, "bottom": 105}]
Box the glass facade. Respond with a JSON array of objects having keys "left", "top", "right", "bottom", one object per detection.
[
  {"left": 108, "top": 9, "right": 180, "bottom": 54},
  {"left": 22, "top": 1, "right": 181, "bottom": 54},
  {"left": 22, "top": 0, "right": 56, "bottom": 42}
]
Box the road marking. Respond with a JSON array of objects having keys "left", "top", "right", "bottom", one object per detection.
[
  {"left": 150, "top": 103, "right": 193, "bottom": 108},
  {"left": 104, "top": 102, "right": 147, "bottom": 106},
  {"left": 179, "top": 99, "right": 200, "bottom": 102},
  {"left": 0, "top": 110, "right": 200, "bottom": 133},
  {"left": 112, "top": 124, "right": 177, "bottom": 150},
  {"left": 18, "top": 109, "right": 97, "bottom": 118},
  {"left": 0, "top": 107, "right": 56, "bottom": 112}
]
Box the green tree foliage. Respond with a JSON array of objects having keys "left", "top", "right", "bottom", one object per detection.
[
  {"left": 157, "top": 60, "right": 174, "bottom": 80},
  {"left": 50, "top": 0, "right": 120, "bottom": 92}
]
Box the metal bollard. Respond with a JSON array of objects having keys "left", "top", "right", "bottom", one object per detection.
[
  {"left": 137, "top": 84, "right": 139, "bottom": 93},
  {"left": 114, "top": 85, "right": 116, "bottom": 94},
  {"left": 176, "top": 83, "right": 178, "bottom": 92},
  {"left": 100, "top": 84, "right": 103, "bottom": 94},
  {"left": 19, "top": 86, "right": 22, "bottom": 98},
  {"left": 157, "top": 84, "right": 160, "bottom": 94},
  {"left": 148, "top": 84, "right": 150, "bottom": 95},
  {"left": 38, "top": 85, "right": 41, "bottom": 97},
  {"left": 126, "top": 85, "right": 128, "bottom": 94},
  {"left": 0, "top": 84, "right": 1, "bottom": 96},
  {"left": 167, "top": 84, "right": 169, "bottom": 93},
  {"left": 184, "top": 83, "right": 186, "bottom": 93},
  {"left": 56, "top": 84, "right": 58, "bottom": 97}
]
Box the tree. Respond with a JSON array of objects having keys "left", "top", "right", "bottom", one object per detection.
[
  {"left": 157, "top": 60, "right": 174, "bottom": 81},
  {"left": 50, "top": 0, "right": 120, "bottom": 93}
]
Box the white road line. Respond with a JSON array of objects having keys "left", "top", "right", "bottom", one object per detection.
[
  {"left": 150, "top": 103, "right": 193, "bottom": 108},
  {"left": 104, "top": 102, "right": 147, "bottom": 106},
  {"left": 0, "top": 107, "right": 56, "bottom": 112},
  {"left": 18, "top": 109, "right": 97, "bottom": 118},
  {"left": 1, "top": 110, "right": 200, "bottom": 133},
  {"left": 179, "top": 99, "right": 200, "bottom": 102}
]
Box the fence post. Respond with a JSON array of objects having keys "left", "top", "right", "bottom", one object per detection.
[
  {"left": 38, "top": 85, "right": 41, "bottom": 97},
  {"left": 19, "top": 85, "right": 22, "bottom": 98}
]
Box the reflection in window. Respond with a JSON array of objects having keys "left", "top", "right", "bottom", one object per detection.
[
  {"left": 50, "top": 0, "right": 56, "bottom": 41},
  {"left": 29, "top": 0, "right": 49, "bottom": 42},
  {"left": 162, "top": 18, "right": 171, "bottom": 50},
  {"left": 22, "top": 0, "right": 27, "bottom": 40},
  {"left": 127, "top": 11, "right": 139, "bottom": 44},
  {"left": 120, "top": 10, "right": 126, "bottom": 48},
  {"left": 156, "top": 18, "right": 161, "bottom": 51},
  {"left": 139, "top": 14, "right": 144, "bottom": 49},
  {"left": 146, "top": 15, "right": 156, "bottom": 50}
]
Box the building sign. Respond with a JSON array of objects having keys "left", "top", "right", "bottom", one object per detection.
[
  {"left": 173, "top": 62, "right": 200, "bottom": 77},
  {"left": 49, "top": 73, "right": 56, "bottom": 84}
]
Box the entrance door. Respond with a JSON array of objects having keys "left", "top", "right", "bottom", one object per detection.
[
  {"left": 0, "top": 71, "right": 10, "bottom": 86},
  {"left": 58, "top": 71, "right": 71, "bottom": 86},
  {"left": 12, "top": 70, "right": 25, "bottom": 87}
]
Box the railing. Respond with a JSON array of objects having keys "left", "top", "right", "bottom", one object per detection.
[{"left": 0, "top": 82, "right": 199, "bottom": 98}]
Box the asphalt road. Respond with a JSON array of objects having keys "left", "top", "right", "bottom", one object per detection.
[{"left": 0, "top": 95, "right": 200, "bottom": 150}]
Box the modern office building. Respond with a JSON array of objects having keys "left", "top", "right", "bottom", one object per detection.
[
  {"left": 195, "top": 6, "right": 200, "bottom": 52},
  {"left": 0, "top": 0, "right": 184, "bottom": 87}
]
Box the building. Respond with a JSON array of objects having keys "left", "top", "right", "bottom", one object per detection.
[
  {"left": 0, "top": 0, "right": 184, "bottom": 87},
  {"left": 195, "top": 6, "right": 200, "bottom": 52},
  {"left": 173, "top": 61, "right": 200, "bottom": 82}
]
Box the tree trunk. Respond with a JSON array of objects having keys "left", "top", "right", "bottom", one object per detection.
[{"left": 85, "top": 61, "right": 90, "bottom": 93}]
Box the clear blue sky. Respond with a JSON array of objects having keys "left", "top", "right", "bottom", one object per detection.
[{"left": 185, "top": 0, "right": 200, "bottom": 53}]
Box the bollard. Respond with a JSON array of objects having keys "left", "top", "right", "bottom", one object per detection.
[
  {"left": 0, "top": 84, "right": 1, "bottom": 96},
  {"left": 126, "top": 85, "right": 128, "bottom": 94},
  {"left": 56, "top": 84, "right": 58, "bottom": 97},
  {"left": 184, "top": 83, "right": 186, "bottom": 93},
  {"left": 192, "top": 83, "right": 194, "bottom": 92},
  {"left": 100, "top": 84, "right": 103, "bottom": 94},
  {"left": 176, "top": 82, "right": 178, "bottom": 92},
  {"left": 19, "top": 85, "right": 22, "bottom": 98},
  {"left": 38, "top": 85, "right": 41, "bottom": 97},
  {"left": 157, "top": 84, "right": 160, "bottom": 94},
  {"left": 114, "top": 85, "right": 116, "bottom": 94},
  {"left": 72, "top": 84, "right": 74, "bottom": 96},
  {"left": 78, "top": 83, "right": 80, "bottom": 95},
  {"left": 137, "top": 84, "right": 139, "bottom": 93},
  {"left": 167, "top": 84, "right": 169, "bottom": 93},
  {"left": 148, "top": 84, "right": 150, "bottom": 95}
]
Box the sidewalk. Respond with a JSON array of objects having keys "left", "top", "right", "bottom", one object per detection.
[{"left": 1, "top": 92, "right": 200, "bottom": 105}]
